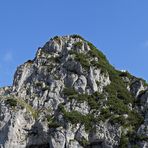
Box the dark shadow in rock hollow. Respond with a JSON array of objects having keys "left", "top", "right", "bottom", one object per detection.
[{"left": 26, "top": 120, "right": 49, "bottom": 148}]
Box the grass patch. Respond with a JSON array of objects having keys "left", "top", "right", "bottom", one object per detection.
[
  {"left": 2, "top": 95, "right": 39, "bottom": 119},
  {"left": 16, "top": 98, "right": 38, "bottom": 119}
]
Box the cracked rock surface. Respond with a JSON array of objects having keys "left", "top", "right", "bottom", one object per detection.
[{"left": 0, "top": 35, "right": 148, "bottom": 148}]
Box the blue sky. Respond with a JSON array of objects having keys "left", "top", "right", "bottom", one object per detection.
[{"left": 0, "top": 0, "right": 148, "bottom": 87}]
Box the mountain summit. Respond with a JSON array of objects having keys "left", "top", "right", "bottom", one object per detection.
[{"left": 0, "top": 35, "right": 148, "bottom": 148}]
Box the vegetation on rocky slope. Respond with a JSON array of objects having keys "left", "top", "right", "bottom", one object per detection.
[
  {"left": 61, "top": 35, "right": 145, "bottom": 146},
  {"left": 0, "top": 35, "right": 147, "bottom": 148}
]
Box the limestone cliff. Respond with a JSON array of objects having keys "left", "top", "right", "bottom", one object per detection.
[{"left": 0, "top": 35, "right": 148, "bottom": 148}]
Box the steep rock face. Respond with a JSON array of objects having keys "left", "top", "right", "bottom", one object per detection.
[{"left": 0, "top": 35, "right": 148, "bottom": 148}]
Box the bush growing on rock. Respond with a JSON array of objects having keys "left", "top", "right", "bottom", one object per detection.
[{"left": 5, "top": 98, "right": 17, "bottom": 107}]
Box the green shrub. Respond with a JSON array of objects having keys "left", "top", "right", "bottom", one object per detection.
[
  {"left": 100, "top": 108, "right": 112, "bottom": 120},
  {"left": 105, "top": 77, "right": 134, "bottom": 105},
  {"left": 73, "top": 42, "right": 83, "bottom": 48},
  {"left": 48, "top": 121, "right": 60, "bottom": 128},
  {"left": 119, "top": 134, "right": 129, "bottom": 148},
  {"left": 87, "top": 95, "right": 100, "bottom": 110},
  {"left": 78, "top": 137, "right": 89, "bottom": 147},
  {"left": 131, "top": 145, "right": 139, "bottom": 148},
  {"left": 118, "top": 71, "right": 133, "bottom": 79},
  {"left": 54, "top": 57, "right": 61, "bottom": 63},
  {"left": 93, "top": 91, "right": 105, "bottom": 100},
  {"left": 36, "top": 82, "right": 42, "bottom": 87},
  {"left": 87, "top": 42, "right": 107, "bottom": 61},
  {"left": 87, "top": 40, "right": 114, "bottom": 75},
  {"left": 110, "top": 115, "right": 125, "bottom": 125},
  {"left": 71, "top": 34, "right": 84, "bottom": 40},
  {"left": 63, "top": 87, "right": 77, "bottom": 97},
  {"left": 68, "top": 51, "right": 90, "bottom": 70},
  {"left": 87, "top": 41, "right": 134, "bottom": 107},
  {"left": 26, "top": 60, "right": 34, "bottom": 64},
  {"left": 63, "top": 110, "right": 86, "bottom": 124},
  {"left": 76, "top": 93, "right": 102, "bottom": 110},
  {"left": 53, "top": 36, "right": 59, "bottom": 40},
  {"left": 58, "top": 103, "right": 65, "bottom": 112},
  {"left": 48, "top": 56, "right": 61, "bottom": 63},
  {"left": 42, "top": 85, "right": 50, "bottom": 91},
  {"left": 53, "top": 36, "right": 61, "bottom": 44},
  {"left": 107, "top": 97, "right": 129, "bottom": 115},
  {"left": 127, "top": 111, "right": 144, "bottom": 130},
  {"left": 74, "top": 53, "right": 90, "bottom": 69},
  {"left": 129, "top": 133, "right": 148, "bottom": 145},
  {"left": 135, "top": 135, "right": 148, "bottom": 141},
  {"left": 63, "top": 88, "right": 104, "bottom": 110},
  {"left": 5, "top": 98, "right": 17, "bottom": 107},
  {"left": 59, "top": 104, "right": 94, "bottom": 131},
  {"left": 46, "top": 115, "right": 60, "bottom": 128}
]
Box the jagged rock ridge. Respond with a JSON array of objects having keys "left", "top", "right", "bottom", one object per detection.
[{"left": 0, "top": 35, "right": 148, "bottom": 148}]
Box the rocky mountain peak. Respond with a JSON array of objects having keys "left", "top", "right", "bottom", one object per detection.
[
  {"left": 0, "top": 35, "right": 148, "bottom": 148},
  {"left": 37, "top": 35, "right": 88, "bottom": 57},
  {"left": 13, "top": 35, "right": 110, "bottom": 96}
]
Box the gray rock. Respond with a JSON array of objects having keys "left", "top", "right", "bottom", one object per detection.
[{"left": 0, "top": 35, "right": 147, "bottom": 148}]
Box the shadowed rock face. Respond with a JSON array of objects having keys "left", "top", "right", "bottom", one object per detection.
[
  {"left": 0, "top": 35, "right": 148, "bottom": 148},
  {"left": 26, "top": 144, "right": 49, "bottom": 148}
]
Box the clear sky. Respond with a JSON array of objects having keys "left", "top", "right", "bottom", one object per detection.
[{"left": 0, "top": 0, "right": 148, "bottom": 87}]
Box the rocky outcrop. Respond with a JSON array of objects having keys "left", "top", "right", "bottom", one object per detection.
[{"left": 0, "top": 35, "right": 148, "bottom": 148}]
